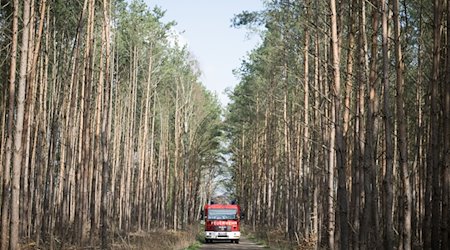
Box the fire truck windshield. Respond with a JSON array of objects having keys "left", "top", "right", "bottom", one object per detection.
[{"left": 207, "top": 209, "right": 237, "bottom": 220}]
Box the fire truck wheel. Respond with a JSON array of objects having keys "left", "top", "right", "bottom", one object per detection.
[
  {"left": 234, "top": 240, "right": 239, "bottom": 244},
  {"left": 205, "top": 239, "right": 210, "bottom": 243}
]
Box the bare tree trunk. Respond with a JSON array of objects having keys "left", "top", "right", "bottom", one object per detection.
[
  {"left": 312, "top": 31, "right": 321, "bottom": 249},
  {"left": 136, "top": 47, "right": 153, "bottom": 231},
  {"left": 21, "top": 1, "right": 36, "bottom": 235},
  {"left": 381, "top": 1, "right": 394, "bottom": 248},
  {"left": 100, "top": 0, "right": 111, "bottom": 247},
  {"left": 1, "top": 0, "right": 19, "bottom": 248},
  {"left": 392, "top": 0, "right": 412, "bottom": 248},
  {"left": 351, "top": 1, "right": 366, "bottom": 247},
  {"left": 78, "top": 0, "right": 95, "bottom": 242},
  {"left": 173, "top": 82, "right": 180, "bottom": 231},
  {"left": 344, "top": 0, "right": 355, "bottom": 139},
  {"left": 10, "top": 0, "right": 31, "bottom": 248},
  {"left": 330, "top": 0, "right": 348, "bottom": 248},
  {"left": 442, "top": 2, "right": 450, "bottom": 249},
  {"left": 34, "top": 14, "right": 51, "bottom": 244},
  {"left": 283, "top": 80, "right": 291, "bottom": 237},
  {"left": 146, "top": 96, "right": 157, "bottom": 230},
  {"left": 297, "top": 1, "right": 311, "bottom": 239},
  {"left": 23, "top": 0, "right": 47, "bottom": 239},
  {"left": 430, "top": 1, "right": 444, "bottom": 249},
  {"left": 183, "top": 81, "right": 193, "bottom": 229},
  {"left": 362, "top": 1, "right": 380, "bottom": 248},
  {"left": 327, "top": 68, "right": 336, "bottom": 250}
]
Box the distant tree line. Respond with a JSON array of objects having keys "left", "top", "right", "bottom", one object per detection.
[
  {"left": 0, "top": 0, "right": 224, "bottom": 248},
  {"left": 226, "top": 0, "right": 449, "bottom": 249}
]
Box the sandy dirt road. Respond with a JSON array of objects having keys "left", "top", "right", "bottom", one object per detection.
[{"left": 199, "top": 236, "right": 268, "bottom": 250}]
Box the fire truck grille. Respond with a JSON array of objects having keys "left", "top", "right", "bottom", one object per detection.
[{"left": 214, "top": 225, "right": 231, "bottom": 232}]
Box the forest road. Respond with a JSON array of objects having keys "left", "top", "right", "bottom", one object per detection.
[{"left": 199, "top": 236, "right": 268, "bottom": 250}]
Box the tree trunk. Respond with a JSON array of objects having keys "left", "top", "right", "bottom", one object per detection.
[
  {"left": 442, "top": 2, "right": 450, "bottom": 249},
  {"left": 381, "top": 1, "right": 395, "bottom": 248},
  {"left": 300, "top": 0, "right": 312, "bottom": 238},
  {"left": 327, "top": 66, "right": 336, "bottom": 250},
  {"left": 1, "top": 0, "right": 19, "bottom": 248},
  {"left": 393, "top": 0, "right": 412, "bottom": 248},
  {"left": 430, "top": 1, "right": 444, "bottom": 249},
  {"left": 330, "top": 0, "right": 349, "bottom": 248},
  {"left": 362, "top": 0, "right": 380, "bottom": 247},
  {"left": 10, "top": 0, "right": 31, "bottom": 248},
  {"left": 100, "top": 0, "right": 111, "bottom": 247}
]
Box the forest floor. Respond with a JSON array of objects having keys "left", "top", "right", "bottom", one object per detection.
[
  {"left": 181, "top": 223, "right": 316, "bottom": 250},
  {"left": 241, "top": 225, "right": 317, "bottom": 250},
  {"left": 20, "top": 224, "right": 315, "bottom": 249},
  {"left": 111, "top": 226, "right": 200, "bottom": 250},
  {"left": 20, "top": 228, "right": 198, "bottom": 250}
]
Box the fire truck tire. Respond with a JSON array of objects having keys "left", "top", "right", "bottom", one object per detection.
[
  {"left": 205, "top": 239, "right": 210, "bottom": 243},
  {"left": 234, "top": 240, "right": 239, "bottom": 244}
]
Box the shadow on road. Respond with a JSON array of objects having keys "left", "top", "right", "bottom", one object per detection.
[{"left": 199, "top": 236, "right": 267, "bottom": 250}]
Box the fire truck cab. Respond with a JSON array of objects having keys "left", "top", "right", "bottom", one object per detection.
[{"left": 202, "top": 203, "right": 242, "bottom": 244}]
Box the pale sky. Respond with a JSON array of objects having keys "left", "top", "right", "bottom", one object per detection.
[{"left": 144, "top": 0, "right": 264, "bottom": 106}]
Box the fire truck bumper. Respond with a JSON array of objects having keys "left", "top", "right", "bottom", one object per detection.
[{"left": 205, "top": 231, "right": 240, "bottom": 240}]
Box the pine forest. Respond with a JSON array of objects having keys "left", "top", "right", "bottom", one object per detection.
[{"left": 0, "top": 0, "right": 449, "bottom": 249}]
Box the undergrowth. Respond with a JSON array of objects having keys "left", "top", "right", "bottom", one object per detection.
[
  {"left": 242, "top": 223, "right": 316, "bottom": 250},
  {"left": 112, "top": 224, "right": 202, "bottom": 250}
]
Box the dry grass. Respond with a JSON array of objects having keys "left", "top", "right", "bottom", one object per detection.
[
  {"left": 111, "top": 225, "right": 201, "bottom": 250},
  {"left": 17, "top": 225, "right": 200, "bottom": 250},
  {"left": 242, "top": 224, "right": 317, "bottom": 250}
]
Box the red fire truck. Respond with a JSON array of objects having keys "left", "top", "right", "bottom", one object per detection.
[{"left": 202, "top": 203, "right": 242, "bottom": 244}]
